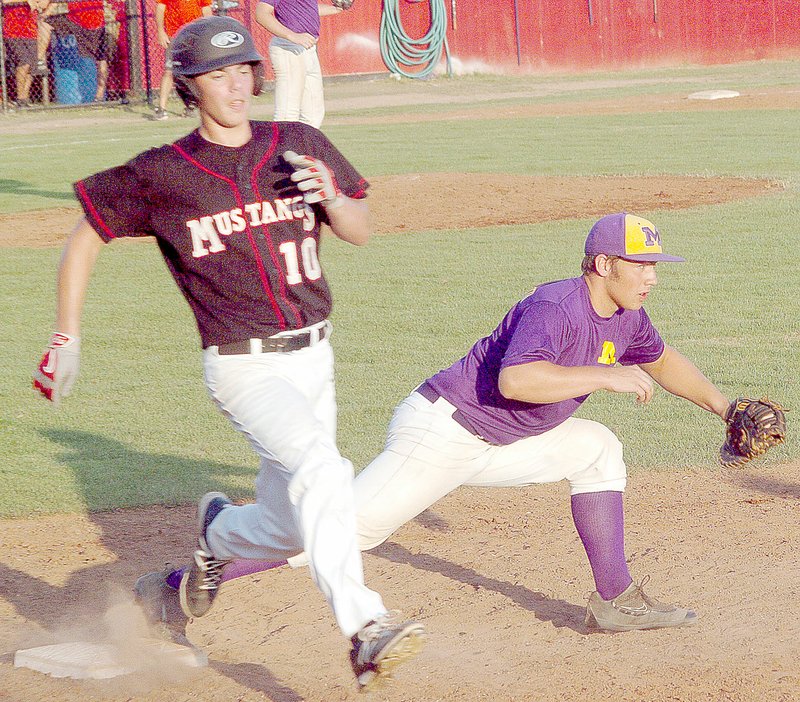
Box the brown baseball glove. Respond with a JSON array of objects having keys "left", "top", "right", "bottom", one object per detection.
[{"left": 720, "top": 397, "right": 787, "bottom": 467}]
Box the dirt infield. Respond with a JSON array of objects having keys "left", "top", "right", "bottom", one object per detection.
[
  {"left": 1, "top": 463, "right": 798, "bottom": 702},
  {"left": 1, "top": 168, "right": 796, "bottom": 701},
  {"left": 0, "top": 173, "right": 781, "bottom": 247},
  {"left": 2, "top": 83, "right": 798, "bottom": 702}
]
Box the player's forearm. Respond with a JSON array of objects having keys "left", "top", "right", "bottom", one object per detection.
[
  {"left": 54, "top": 218, "right": 103, "bottom": 336},
  {"left": 499, "top": 361, "right": 614, "bottom": 403},
  {"left": 325, "top": 197, "right": 371, "bottom": 245},
  {"left": 641, "top": 345, "right": 728, "bottom": 418},
  {"left": 255, "top": 3, "right": 292, "bottom": 40}
]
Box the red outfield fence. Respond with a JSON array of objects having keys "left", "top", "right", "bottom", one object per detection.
[{"left": 2, "top": 0, "right": 800, "bottom": 111}]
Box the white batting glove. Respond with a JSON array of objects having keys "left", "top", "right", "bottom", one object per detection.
[
  {"left": 283, "top": 150, "right": 345, "bottom": 210},
  {"left": 33, "top": 332, "right": 81, "bottom": 405}
]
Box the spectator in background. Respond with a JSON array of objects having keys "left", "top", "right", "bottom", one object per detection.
[
  {"left": 255, "top": 0, "right": 347, "bottom": 128},
  {"left": 33, "top": 0, "right": 54, "bottom": 75},
  {"left": 152, "top": 0, "right": 212, "bottom": 120},
  {"left": 2, "top": 0, "right": 53, "bottom": 107},
  {"left": 64, "top": 0, "right": 112, "bottom": 101}
]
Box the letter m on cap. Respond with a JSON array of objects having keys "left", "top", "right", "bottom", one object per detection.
[{"left": 642, "top": 225, "right": 661, "bottom": 247}]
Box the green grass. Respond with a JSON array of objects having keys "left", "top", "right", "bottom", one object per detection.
[
  {"left": 1, "top": 60, "right": 798, "bottom": 517},
  {"left": 5, "top": 108, "right": 799, "bottom": 208},
  {"left": 4, "top": 59, "right": 800, "bottom": 211}
]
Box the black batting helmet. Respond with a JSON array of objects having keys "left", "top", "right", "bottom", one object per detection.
[{"left": 168, "top": 16, "right": 264, "bottom": 107}]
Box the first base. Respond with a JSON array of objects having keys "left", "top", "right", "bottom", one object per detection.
[{"left": 14, "top": 639, "right": 207, "bottom": 680}]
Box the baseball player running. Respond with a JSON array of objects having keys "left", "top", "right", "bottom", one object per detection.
[
  {"left": 32, "top": 16, "right": 424, "bottom": 690},
  {"left": 149, "top": 213, "right": 749, "bottom": 634}
]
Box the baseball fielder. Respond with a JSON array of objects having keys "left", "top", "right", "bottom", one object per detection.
[
  {"left": 346, "top": 213, "right": 741, "bottom": 630},
  {"left": 32, "top": 16, "right": 423, "bottom": 690},
  {"left": 164, "top": 213, "right": 768, "bottom": 633}
]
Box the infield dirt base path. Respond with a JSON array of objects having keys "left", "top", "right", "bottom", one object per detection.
[
  {"left": 0, "top": 173, "right": 782, "bottom": 248},
  {"left": 0, "top": 464, "right": 798, "bottom": 702},
  {"left": 2, "top": 85, "right": 798, "bottom": 702}
]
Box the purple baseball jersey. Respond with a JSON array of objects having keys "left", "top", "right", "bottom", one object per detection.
[
  {"left": 74, "top": 121, "right": 367, "bottom": 348},
  {"left": 261, "top": 0, "right": 320, "bottom": 38},
  {"left": 426, "top": 276, "right": 665, "bottom": 445}
]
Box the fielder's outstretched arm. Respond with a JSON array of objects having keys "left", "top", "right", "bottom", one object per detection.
[
  {"left": 639, "top": 344, "right": 729, "bottom": 418},
  {"left": 499, "top": 360, "right": 655, "bottom": 405}
]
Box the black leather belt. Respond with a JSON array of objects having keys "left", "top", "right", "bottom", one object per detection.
[
  {"left": 217, "top": 324, "right": 330, "bottom": 356},
  {"left": 416, "top": 382, "right": 485, "bottom": 439}
]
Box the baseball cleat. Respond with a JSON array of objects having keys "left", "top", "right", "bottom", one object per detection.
[
  {"left": 178, "top": 491, "right": 234, "bottom": 618},
  {"left": 350, "top": 612, "right": 425, "bottom": 691},
  {"left": 134, "top": 564, "right": 190, "bottom": 642},
  {"left": 584, "top": 576, "right": 698, "bottom": 632},
  {"left": 179, "top": 549, "right": 230, "bottom": 618},
  {"left": 153, "top": 107, "right": 168, "bottom": 121},
  {"left": 197, "top": 491, "right": 232, "bottom": 554}
]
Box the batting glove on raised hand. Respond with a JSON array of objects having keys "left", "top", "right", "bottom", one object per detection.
[
  {"left": 33, "top": 332, "right": 80, "bottom": 405},
  {"left": 283, "top": 151, "right": 344, "bottom": 210}
]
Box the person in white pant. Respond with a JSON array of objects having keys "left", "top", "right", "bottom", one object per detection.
[
  {"left": 150, "top": 213, "right": 743, "bottom": 637},
  {"left": 33, "top": 16, "right": 424, "bottom": 691},
  {"left": 255, "top": 0, "right": 347, "bottom": 128}
]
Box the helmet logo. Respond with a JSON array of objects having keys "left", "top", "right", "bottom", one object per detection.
[{"left": 210, "top": 31, "right": 244, "bottom": 48}]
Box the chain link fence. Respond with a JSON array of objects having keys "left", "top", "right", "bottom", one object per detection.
[{"left": 0, "top": 0, "right": 244, "bottom": 112}]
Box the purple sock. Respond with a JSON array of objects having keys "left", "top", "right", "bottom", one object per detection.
[
  {"left": 166, "top": 568, "right": 183, "bottom": 589},
  {"left": 570, "top": 491, "right": 632, "bottom": 601},
  {"left": 220, "top": 559, "right": 286, "bottom": 582},
  {"left": 165, "top": 559, "right": 286, "bottom": 590}
]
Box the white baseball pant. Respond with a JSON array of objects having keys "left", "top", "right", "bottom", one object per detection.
[
  {"left": 201, "top": 328, "right": 385, "bottom": 637},
  {"left": 269, "top": 41, "right": 325, "bottom": 128},
  {"left": 289, "top": 387, "right": 626, "bottom": 566},
  {"left": 353, "top": 390, "right": 627, "bottom": 550}
]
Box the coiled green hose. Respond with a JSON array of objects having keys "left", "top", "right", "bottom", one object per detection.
[{"left": 379, "top": 0, "right": 452, "bottom": 79}]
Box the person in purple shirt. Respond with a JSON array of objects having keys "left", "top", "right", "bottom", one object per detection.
[
  {"left": 255, "top": 0, "right": 346, "bottom": 128},
  {"left": 345, "top": 212, "right": 732, "bottom": 632},
  {"left": 145, "top": 212, "right": 735, "bottom": 634}
]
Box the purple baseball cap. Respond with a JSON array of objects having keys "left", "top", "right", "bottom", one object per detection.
[{"left": 584, "top": 213, "right": 686, "bottom": 262}]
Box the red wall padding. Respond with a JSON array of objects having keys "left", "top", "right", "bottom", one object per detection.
[
  {"left": 314, "top": 0, "right": 800, "bottom": 75},
  {"left": 149, "top": 0, "right": 800, "bottom": 80}
]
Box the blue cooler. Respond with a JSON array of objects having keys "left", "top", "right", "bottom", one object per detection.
[{"left": 53, "top": 34, "right": 97, "bottom": 104}]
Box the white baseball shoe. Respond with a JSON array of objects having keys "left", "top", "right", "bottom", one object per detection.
[{"left": 584, "top": 576, "right": 698, "bottom": 632}]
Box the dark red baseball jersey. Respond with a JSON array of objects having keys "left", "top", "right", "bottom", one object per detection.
[{"left": 74, "top": 121, "right": 369, "bottom": 348}]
